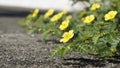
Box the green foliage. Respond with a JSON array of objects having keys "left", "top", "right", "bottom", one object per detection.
[
  {"left": 51, "top": 43, "right": 72, "bottom": 58},
  {"left": 20, "top": 1, "right": 120, "bottom": 58}
]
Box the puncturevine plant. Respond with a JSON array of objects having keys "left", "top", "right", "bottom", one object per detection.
[{"left": 20, "top": 0, "right": 120, "bottom": 58}]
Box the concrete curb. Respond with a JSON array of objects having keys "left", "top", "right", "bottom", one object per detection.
[{"left": 0, "top": 0, "right": 90, "bottom": 12}]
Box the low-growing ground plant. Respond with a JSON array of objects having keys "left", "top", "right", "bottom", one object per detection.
[{"left": 20, "top": 0, "right": 120, "bottom": 58}]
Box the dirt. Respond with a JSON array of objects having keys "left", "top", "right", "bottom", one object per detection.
[{"left": 0, "top": 13, "right": 120, "bottom": 68}]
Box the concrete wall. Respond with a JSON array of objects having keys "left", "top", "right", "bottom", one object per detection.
[{"left": 0, "top": 0, "right": 89, "bottom": 12}]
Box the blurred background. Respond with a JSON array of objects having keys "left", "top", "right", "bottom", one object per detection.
[
  {"left": 0, "top": 0, "right": 89, "bottom": 13},
  {"left": 0, "top": 0, "right": 89, "bottom": 33}
]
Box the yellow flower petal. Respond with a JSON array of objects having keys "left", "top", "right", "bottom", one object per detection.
[
  {"left": 83, "top": 15, "right": 95, "bottom": 24},
  {"left": 62, "top": 10, "right": 68, "bottom": 15},
  {"left": 50, "top": 10, "right": 68, "bottom": 22},
  {"left": 104, "top": 11, "right": 117, "bottom": 21},
  {"left": 66, "top": 15, "right": 72, "bottom": 20},
  {"left": 59, "top": 20, "right": 69, "bottom": 30},
  {"left": 60, "top": 38, "right": 69, "bottom": 43},
  {"left": 44, "top": 9, "right": 54, "bottom": 19},
  {"left": 60, "top": 30, "right": 74, "bottom": 43},
  {"left": 32, "top": 9, "right": 39, "bottom": 17},
  {"left": 50, "top": 13, "right": 63, "bottom": 22},
  {"left": 68, "top": 30, "right": 74, "bottom": 38},
  {"left": 90, "top": 3, "right": 100, "bottom": 10}
]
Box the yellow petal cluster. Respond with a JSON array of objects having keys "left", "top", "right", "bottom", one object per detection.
[
  {"left": 61, "top": 10, "right": 68, "bottom": 15},
  {"left": 66, "top": 15, "right": 72, "bottom": 20},
  {"left": 44, "top": 9, "right": 54, "bottom": 19},
  {"left": 90, "top": 3, "right": 100, "bottom": 10},
  {"left": 50, "top": 13, "right": 63, "bottom": 22},
  {"left": 59, "top": 20, "right": 69, "bottom": 30},
  {"left": 50, "top": 10, "right": 68, "bottom": 22},
  {"left": 32, "top": 9, "right": 39, "bottom": 17},
  {"left": 83, "top": 15, "right": 95, "bottom": 24},
  {"left": 104, "top": 11, "right": 117, "bottom": 21},
  {"left": 60, "top": 30, "right": 74, "bottom": 43}
]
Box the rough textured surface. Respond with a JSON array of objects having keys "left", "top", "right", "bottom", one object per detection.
[
  {"left": 0, "top": 15, "right": 120, "bottom": 68},
  {"left": 0, "top": 33, "right": 62, "bottom": 68},
  {"left": 0, "top": 16, "right": 62, "bottom": 68}
]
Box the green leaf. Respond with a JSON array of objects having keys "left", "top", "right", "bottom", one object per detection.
[
  {"left": 76, "top": 43, "right": 89, "bottom": 54},
  {"left": 92, "top": 35, "right": 100, "bottom": 44},
  {"left": 51, "top": 46, "right": 63, "bottom": 58}
]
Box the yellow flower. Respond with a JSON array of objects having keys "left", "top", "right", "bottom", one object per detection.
[
  {"left": 61, "top": 10, "right": 68, "bottom": 15},
  {"left": 104, "top": 11, "right": 117, "bottom": 21},
  {"left": 32, "top": 9, "right": 39, "bottom": 17},
  {"left": 59, "top": 20, "right": 69, "bottom": 30},
  {"left": 83, "top": 15, "right": 95, "bottom": 24},
  {"left": 50, "top": 13, "right": 63, "bottom": 22},
  {"left": 50, "top": 10, "right": 68, "bottom": 22},
  {"left": 44, "top": 9, "right": 54, "bottom": 19},
  {"left": 66, "top": 15, "right": 72, "bottom": 20},
  {"left": 90, "top": 3, "right": 100, "bottom": 10},
  {"left": 60, "top": 30, "right": 74, "bottom": 43}
]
